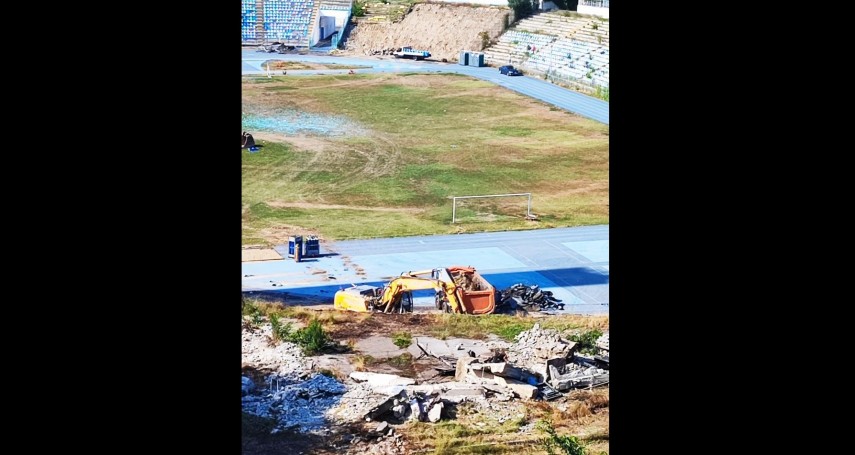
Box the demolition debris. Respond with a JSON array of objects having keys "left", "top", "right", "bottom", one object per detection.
[{"left": 497, "top": 284, "right": 565, "bottom": 312}]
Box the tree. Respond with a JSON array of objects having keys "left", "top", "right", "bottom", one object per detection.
[{"left": 508, "top": 0, "right": 534, "bottom": 22}]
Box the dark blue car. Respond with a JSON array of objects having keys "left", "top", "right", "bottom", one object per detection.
[{"left": 499, "top": 65, "right": 522, "bottom": 76}]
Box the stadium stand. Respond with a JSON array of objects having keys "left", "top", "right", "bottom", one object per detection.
[{"left": 484, "top": 11, "right": 609, "bottom": 89}]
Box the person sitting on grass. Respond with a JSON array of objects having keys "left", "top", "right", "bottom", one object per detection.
[{"left": 242, "top": 131, "right": 256, "bottom": 149}]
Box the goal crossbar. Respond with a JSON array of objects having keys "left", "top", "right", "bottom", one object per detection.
[{"left": 452, "top": 193, "right": 532, "bottom": 223}]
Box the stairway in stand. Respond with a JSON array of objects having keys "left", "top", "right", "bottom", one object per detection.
[
  {"left": 255, "top": 0, "right": 266, "bottom": 43},
  {"left": 306, "top": 3, "right": 320, "bottom": 48}
]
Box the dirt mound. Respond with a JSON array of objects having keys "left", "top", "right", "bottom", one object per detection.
[{"left": 342, "top": 3, "right": 511, "bottom": 62}]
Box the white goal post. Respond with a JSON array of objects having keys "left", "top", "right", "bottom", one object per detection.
[{"left": 451, "top": 193, "right": 532, "bottom": 223}]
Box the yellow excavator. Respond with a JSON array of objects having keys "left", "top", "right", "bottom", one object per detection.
[{"left": 333, "top": 266, "right": 496, "bottom": 315}]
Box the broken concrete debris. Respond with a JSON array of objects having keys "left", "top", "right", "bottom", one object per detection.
[
  {"left": 364, "top": 389, "right": 408, "bottom": 421},
  {"left": 350, "top": 371, "right": 417, "bottom": 388},
  {"left": 375, "top": 421, "right": 389, "bottom": 434},
  {"left": 241, "top": 372, "right": 347, "bottom": 434},
  {"left": 244, "top": 315, "right": 609, "bottom": 442},
  {"left": 328, "top": 379, "right": 490, "bottom": 425},
  {"left": 451, "top": 324, "right": 609, "bottom": 398},
  {"left": 242, "top": 376, "right": 256, "bottom": 396},
  {"left": 428, "top": 401, "right": 443, "bottom": 422},
  {"left": 594, "top": 332, "right": 609, "bottom": 365},
  {"left": 549, "top": 364, "right": 609, "bottom": 391}
]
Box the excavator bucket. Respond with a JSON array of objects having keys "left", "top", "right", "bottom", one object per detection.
[
  {"left": 447, "top": 266, "right": 496, "bottom": 315},
  {"left": 333, "top": 285, "right": 376, "bottom": 312}
]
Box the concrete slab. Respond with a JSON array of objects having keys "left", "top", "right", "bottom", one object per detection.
[
  {"left": 354, "top": 336, "right": 408, "bottom": 358},
  {"left": 350, "top": 372, "right": 416, "bottom": 387},
  {"left": 440, "top": 388, "right": 485, "bottom": 403},
  {"left": 415, "top": 337, "right": 455, "bottom": 358},
  {"left": 444, "top": 338, "right": 493, "bottom": 358}
]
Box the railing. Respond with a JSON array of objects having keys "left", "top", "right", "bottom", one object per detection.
[{"left": 578, "top": 0, "right": 610, "bottom": 7}]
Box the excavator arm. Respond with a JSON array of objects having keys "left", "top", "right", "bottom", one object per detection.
[{"left": 380, "top": 276, "right": 443, "bottom": 313}]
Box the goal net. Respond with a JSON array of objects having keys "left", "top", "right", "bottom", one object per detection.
[{"left": 452, "top": 193, "right": 532, "bottom": 223}]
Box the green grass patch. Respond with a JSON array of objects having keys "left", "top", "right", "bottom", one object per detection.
[
  {"left": 493, "top": 126, "right": 534, "bottom": 137},
  {"left": 567, "top": 329, "right": 603, "bottom": 355},
  {"left": 426, "top": 314, "right": 534, "bottom": 341},
  {"left": 242, "top": 73, "right": 609, "bottom": 243},
  {"left": 387, "top": 352, "right": 414, "bottom": 369},
  {"left": 538, "top": 420, "right": 588, "bottom": 455},
  {"left": 392, "top": 331, "right": 413, "bottom": 348},
  {"left": 423, "top": 314, "right": 608, "bottom": 341},
  {"left": 406, "top": 419, "right": 527, "bottom": 455}
]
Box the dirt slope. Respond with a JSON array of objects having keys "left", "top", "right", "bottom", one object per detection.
[{"left": 342, "top": 3, "right": 511, "bottom": 62}]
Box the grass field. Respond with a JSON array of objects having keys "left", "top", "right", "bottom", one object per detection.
[{"left": 242, "top": 72, "right": 608, "bottom": 245}]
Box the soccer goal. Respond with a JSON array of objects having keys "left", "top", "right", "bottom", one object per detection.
[{"left": 451, "top": 193, "right": 532, "bottom": 224}]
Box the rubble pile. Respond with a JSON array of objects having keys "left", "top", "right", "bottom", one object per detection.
[
  {"left": 548, "top": 363, "right": 609, "bottom": 391},
  {"left": 242, "top": 372, "right": 348, "bottom": 433},
  {"left": 242, "top": 321, "right": 347, "bottom": 433},
  {"left": 456, "top": 357, "right": 539, "bottom": 400},
  {"left": 506, "top": 323, "right": 577, "bottom": 379},
  {"left": 497, "top": 284, "right": 564, "bottom": 311},
  {"left": 241, "top": 316, "right": 609, "bottom": 448},
  {"left": 242, "top": 323, "right": 310, "bottom": 377},
  {"left": 343, "top": 422, "right": 409, "bottom": 455},
  {"left": 596, "top": 332, "right": 609, "bottom": 351},
  {"left": 500, "top": 324, "right": 610, "bottom": 392},
  {"left": 594, "top": 332, "right": 609, "bottom": 365},
  {"left": 329, "top": 377, "right": 490, "bottom": 425}
]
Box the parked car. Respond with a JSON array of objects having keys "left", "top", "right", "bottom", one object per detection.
[{"left": 498, "top": 65, "right": 523, "bottom": 76}]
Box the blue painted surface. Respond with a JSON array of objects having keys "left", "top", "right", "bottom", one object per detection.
[
  {"left": 241, "top": 50, "right": 609, "bottom": 125},
  {"left": 243, "top": 226, "right": 609, "bottom": 315},
  {"left": 563, "top": 240, "right": 609, "bottom": 263},
  {"left": 242, "top": 111, "right": 364, "bottom": 136},
  {"left": 350, "top": 247, "right": 526, "bottom": 276}
]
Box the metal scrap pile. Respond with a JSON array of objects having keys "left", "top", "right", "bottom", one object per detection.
[{"left": 497, "top": 284, "right": 564, "bottom": 312}]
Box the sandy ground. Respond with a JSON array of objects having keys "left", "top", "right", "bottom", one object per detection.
[
  {"left": 242, "top": 248, "right": 284, "bottom": 262},
  {"left": 343, "top": 4, "right": 510, "bottom": 62}
]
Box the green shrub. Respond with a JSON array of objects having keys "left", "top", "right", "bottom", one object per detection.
[
  {"left": 508, "top": 0, "right": 533, "bottom": 22},
  {"left": 242, "top": 298, "right": 260, "bottom": 317},
  {"left": 392, "top": 331, "right": 413, "bottom": 348},
  {"left": 269, "top": 314, "right": 294, "bottom": 341},
  {"left": 538, "top": 420, "right": 588, "bottom": 455},
  {"left": 353, "top": 1, "right": 366, "bottom": 17},
  {"left": 568, "top": 329, "right": 603, "bottom": 355},
  {"left": 290, "top": 318, "right": 330, "bottom": 355},
  {"left": 478, "top": 31, "right": 491, "bottom": 50},
  {"left": 243, "top": 299, "right": 265, "bottom": 327}
]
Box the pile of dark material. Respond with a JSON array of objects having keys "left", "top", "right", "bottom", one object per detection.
[
  {"left": 497, "top": 284, "right": 564, "bottom": 312},
  {"left": 256, "top": 42, "right": 296, "bottom": 53}
]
